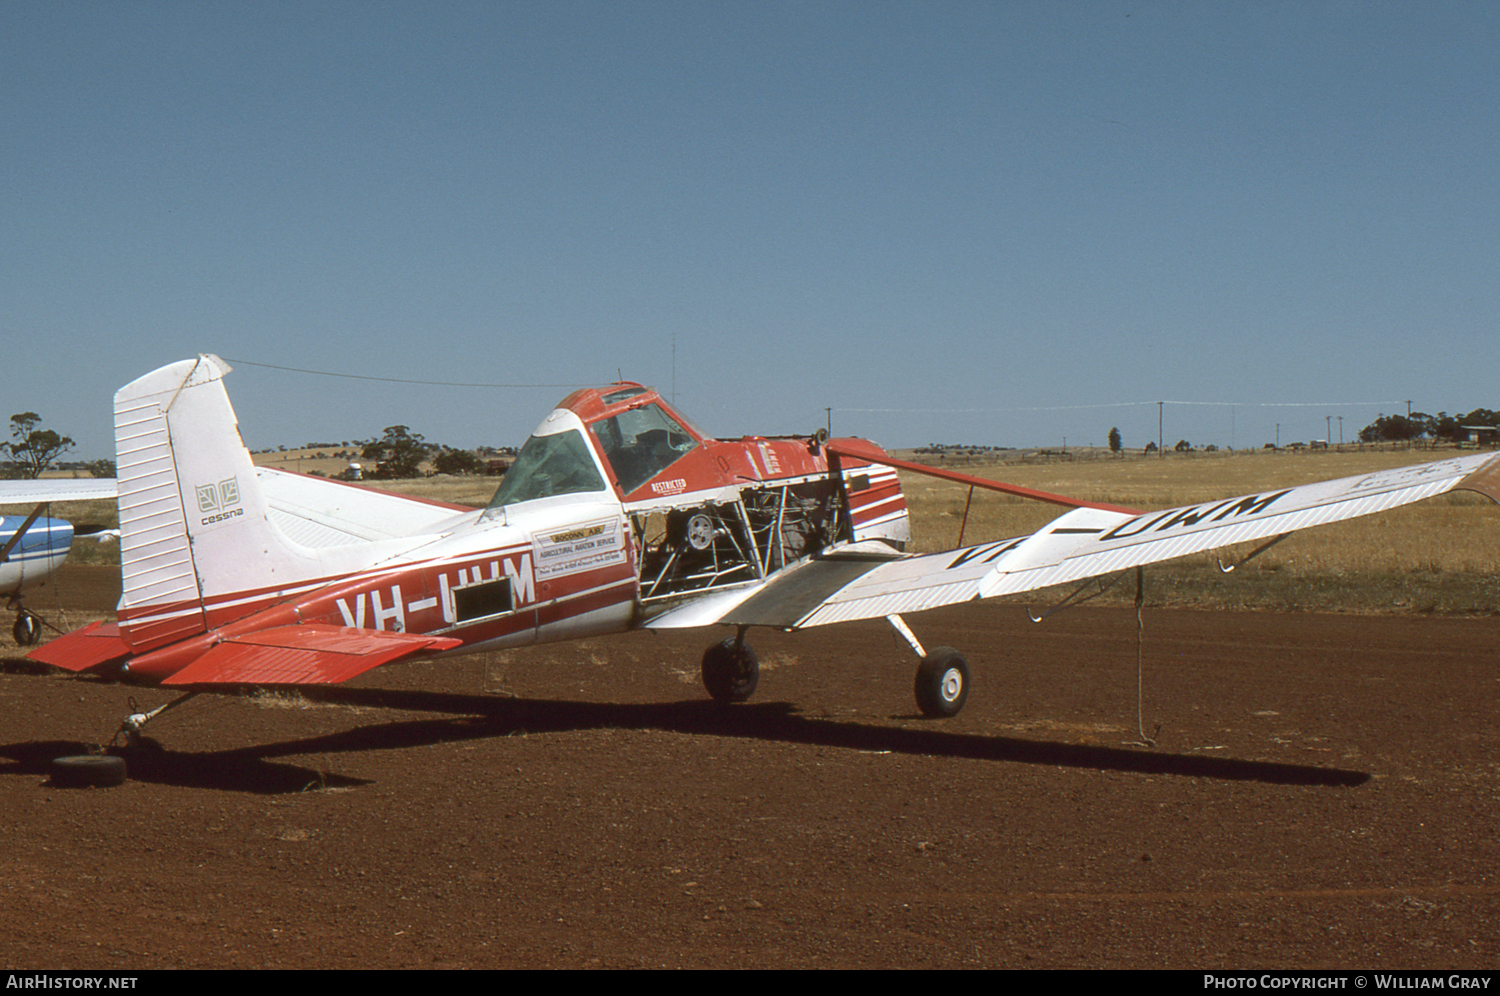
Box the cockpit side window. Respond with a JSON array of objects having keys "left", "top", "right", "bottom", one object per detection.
[
  {"left": 590, "top": 403, "right": 698, "bottom": 495},
  {"left": 486, "top": 429, "right": 607, "bottom": 509}
]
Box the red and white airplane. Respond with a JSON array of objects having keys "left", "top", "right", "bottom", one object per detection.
[{"left": 27, "top": 355, "right": 1500, "bottom": 736}]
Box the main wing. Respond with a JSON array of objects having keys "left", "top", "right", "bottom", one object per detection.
[
  {"left": 0, "top": 479, "right": 119, "bottom": 504},
  {"left": 647, "top": 451, "right": 1500, "bottom": 630}
]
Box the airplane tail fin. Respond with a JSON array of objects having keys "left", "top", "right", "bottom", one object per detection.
[{"left": 113, "top": 355, "right": 291, "bottom": 653}]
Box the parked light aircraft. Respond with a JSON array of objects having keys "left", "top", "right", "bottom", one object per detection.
[
  {"left": 26, "top": 355, "right": 1500, "bottom": 739},
  {"left": 2, "top": 478, "right": 119, "bottom": 645}
]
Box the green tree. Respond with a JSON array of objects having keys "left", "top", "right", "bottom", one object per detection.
[
  {"left": 4, "top": 412, "right": 75, "bottom": 479},
  {"left": 431, "top": 447, "right": 484, "bottom": 476},
  {"left": 361, "top": 425, "right": 430, "bottom": 479},
  {"left": 1107, "top": 427, "right": 1122, "bottom": 454},
  {"left": 1358, "top": 414, "right": 1425, "bottom": 443},
  {"left": 1437, "top": 408, "right": 1500, "bottom": 443}
]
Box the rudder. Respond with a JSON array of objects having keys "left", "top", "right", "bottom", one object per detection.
[{"left": 114, "top": 355, "right": 289, "bottom": 652}]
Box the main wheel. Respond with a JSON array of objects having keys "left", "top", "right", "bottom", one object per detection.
[
  {"left": 701, "top": 638, "right": 759, "bottom": 704},
  {"left": 914, "top": 648, "right": 970, "bottom": 718},
  {"left": 13, "top": 611, "right": 40, "bottom": 646},
  {"left": 50, "top": 755, "right": 128, "bottom": 788}
]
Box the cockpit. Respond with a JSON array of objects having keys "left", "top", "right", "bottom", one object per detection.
[
  {"left": 484, "top": 383, "right": 707, "bottom": 514},
  {"left": 484, "top": 424, "right": 607, "bottom": 509},
  {"left": 588, "top": 401, "right": 699, "bottom": 494}
]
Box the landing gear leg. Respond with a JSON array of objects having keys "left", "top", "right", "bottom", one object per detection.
[
  {"left": 886, "top": 613, "right": 971, "bottom": 718},
  {"left": 49, "top": 692, "right": 203, "bottom": 789},
  {"left": 701, "top": 627, "right": 759, "bottom": 704},
  {"left": 113, "top": 691, "right": 201, "bottom": 748}
]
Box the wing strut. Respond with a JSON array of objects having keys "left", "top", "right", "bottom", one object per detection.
[
  {"left": 957, "top": 486, "right": 976, "bottom": 546},
  {"left": 1026, "top": 570, "right": 1131, "bottom": 623},
  {"left": 1215, "top": 533, "right": 1291, "bottom": 573},
  {"left": 0, "top": 502, "right": 51, "bottom": 566},
  {"left": 825, "top": 438, "right": 1141, "bottom": 514}
]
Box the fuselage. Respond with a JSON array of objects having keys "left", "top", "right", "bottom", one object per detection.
[
  {"left": 117, "top": 383, "right": 908, "bottom": 683},
  {"left": 0, "top": 515, "right": 74, "bottom": 600}
]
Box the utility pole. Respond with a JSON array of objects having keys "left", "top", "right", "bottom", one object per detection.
[
  {"left": 1326, "top": 415, "right": 1332, "bottom": 445},
  {"left": 1158, "top": 401, "right": 1164, "bottom": 458}
]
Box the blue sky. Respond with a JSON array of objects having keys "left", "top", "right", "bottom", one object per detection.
[{"left": 5, "top": 1, "right": 1498, "bottom": 460}]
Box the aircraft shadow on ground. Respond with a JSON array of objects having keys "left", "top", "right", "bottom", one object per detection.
[
  {"left": 0, "top": 738, "right": 373, "bottom": 795},
  {"left": 7, "top": 684, "right": 1368, "bottom": 793}
]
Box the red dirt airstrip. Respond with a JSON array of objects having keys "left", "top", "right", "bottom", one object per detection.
[{"left": 1, "top": 565, "right": 1497, "bottom": 968}]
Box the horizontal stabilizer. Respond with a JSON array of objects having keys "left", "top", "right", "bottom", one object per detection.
[
  {"left": 27, "top": 621, "right": 133, "bottom": 672},
  {"left": 161, "top": 625, "right": 463, "bottom": 686},
  {"left": 257, "top": 467, "right": 473, "bottom": 546}
]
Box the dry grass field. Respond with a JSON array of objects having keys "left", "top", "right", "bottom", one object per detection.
[{"left": 19, "top": 444, "right": 1500, "bottom": 613}]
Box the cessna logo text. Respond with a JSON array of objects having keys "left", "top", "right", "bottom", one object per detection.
[{"left": 195, "top": 477, "right": 243, "bottom": 525}]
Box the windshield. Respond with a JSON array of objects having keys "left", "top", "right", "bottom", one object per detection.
[
  {"left": 589, "top": 403, "right": 699, "bottom": 495},
  {"left": 486, "top": 429, "right": 607, "bottom": 509}
]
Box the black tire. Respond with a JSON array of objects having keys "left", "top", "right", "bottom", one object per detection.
[
  {"left": 701, "top": 638, "right": 759, "bottom": 704},
  {"left": 50, "top": 755, "right": 127, "bottom": 788},
  {"left": 914, "top": 648, "right": 970, "bottom": 718},
  {"left": 13, "top": 612, "right": 41, "bottom": 647}
]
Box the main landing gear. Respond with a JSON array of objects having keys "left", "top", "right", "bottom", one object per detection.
[
  {"left": 701, "top": 630, "right": 759, "bottom": 704},
  {"left": 12, "top": 608, "right": 42, "bottom": 646},
  {"left": 913, "top": 647, "right": 970, "bottom": 718},
  {"left": 696, "top": 616, "right": 972, "bottom": 718}
]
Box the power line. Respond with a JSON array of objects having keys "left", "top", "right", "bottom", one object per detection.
[
  {"left": 221, "top": 357, "right": 588, "bottom": 389},
  {"left": 837, "top": 399, "right": 1405, "bottom": 414}
]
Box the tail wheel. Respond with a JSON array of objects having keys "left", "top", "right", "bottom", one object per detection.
[
  {"left": 914, "top": 648, "right": 970, "bottom": 718},
  {"left": 701, "top": 638, "right": 759, "bottom": 704},
  {"left": 13, "top": 611, "right": 41, "bottom": 647}
]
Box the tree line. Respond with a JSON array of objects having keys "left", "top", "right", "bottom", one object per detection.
[
  {"left": 0, "top": 413, "right": 507, "bottom": 482},
  {"left": 1357, "top": 409, "right": 1500, "bottom": 443},
  {"left": 358, "top": 425, "right": 502, "bottom": 479}
]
